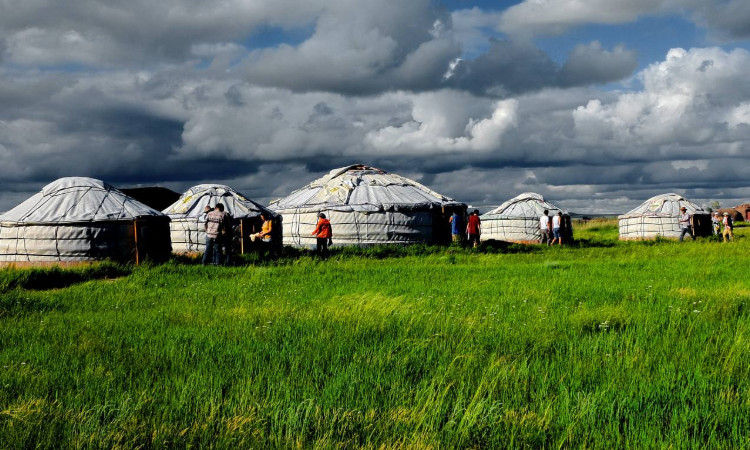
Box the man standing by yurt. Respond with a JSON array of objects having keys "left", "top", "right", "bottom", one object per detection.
[
  {"left": 219, "top": 205, "right": 233, "bottom": 264},
  {"left": 450, "top": 211, "right": 462, "bottom": 244},
  {"left": 466, "top": 210, "right": 481, "bottom": 248},
  {"left": 551, "top": 211, "right": 563, "bottom": 245},
  {"left": 678, "top": 206, "right": 694, "bottom": 241},
  {"left": 203, "top": 203, "right": 226, "bottom": 265},
  {"left": 539, "top": 210, "right": 551, "bottom": 245}
]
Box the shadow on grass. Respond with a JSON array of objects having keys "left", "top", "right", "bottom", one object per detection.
[{"left": 0, "top": 262, "right": 130, "bottom": 293}]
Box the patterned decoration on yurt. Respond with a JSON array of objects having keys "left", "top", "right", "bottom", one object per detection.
[{"left": 268, "top": 164, "right": 466, "bottom": 247}]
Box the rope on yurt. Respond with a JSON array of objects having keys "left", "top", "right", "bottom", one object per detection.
[
  {"left": 16, "top": 184, "right": 53, "bottom": 262},
  {"left": 293, "top": 208, "right": 301, "bottom": 246},
  {"left": 353, "top": 210, "right": 362, "bottom": 244}
]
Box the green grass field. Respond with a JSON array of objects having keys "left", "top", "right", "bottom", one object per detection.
[{"left": 2, "top": 220, "right": 750, "bottom": 448}]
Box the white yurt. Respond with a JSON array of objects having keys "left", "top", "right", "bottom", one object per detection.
[
  {"left": 480, "top": 192, "right": 572, "bottom": 243},
  {"left": 0, "top": 177, "right": 171, "bottom": 263},
  {"left": 268, "top": 164, "right": 466, "bottom": 247},
  {"left": 618, "top": 193, "right": 712, "bottom": 240},
  {"left": 163, "top": 184, "right": 278, "bottom": 254}
]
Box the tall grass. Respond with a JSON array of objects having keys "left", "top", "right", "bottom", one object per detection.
[{"left": 1, "top": 222, "right": 750, "bottom": 448}]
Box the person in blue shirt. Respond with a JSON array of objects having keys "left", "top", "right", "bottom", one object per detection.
[{"left": 449, "top": 211, "right": 462, "bottom": 244}]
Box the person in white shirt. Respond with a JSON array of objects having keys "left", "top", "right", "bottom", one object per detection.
[
  {"left": 539, "top": 210, "right": 551, "bottom": 245},
  {"left": 678, "top": 206, "right": 693, "bottom": 241},
  {"left": 711, "top": 212, "right": 721, "bottom": 235},
  {"left": 551, "top": 211, "right": 563, "bottom": 245}
]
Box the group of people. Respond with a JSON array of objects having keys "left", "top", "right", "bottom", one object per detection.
[
  {"left": 539, "top": 210, "right": 565, "bottom": 245},
  {"left": 202, "top": 204, "right": 736, "bottom": 261},
  {"left": 201, "top": 207, "right": 333, "bottom": 261},
  {"left": 202, "top": 203, "right": 232, "bottom": 265},
  {"left": 202, "top": 204, "right": 275, "bottom": 265},
  {"left": 449, "top": 210, "right": 482, "bottom": 248},
  {"left": 710, "top": 211, "right": 734, "bottom": 242},
  {"left": 676, "top": 206, "right": 733, "bottom": 242}
]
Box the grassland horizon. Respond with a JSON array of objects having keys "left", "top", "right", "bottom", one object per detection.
[{"left": 2, "top": 220, "right": 749, "bottom": 448}]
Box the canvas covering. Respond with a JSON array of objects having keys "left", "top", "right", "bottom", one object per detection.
[
  {"left": 0, "top": 177, "right": 170, "bottom": 262},
  {"left": 269, "top": 164, "right": 464, "bottom": 246},
  {"left": 618, "top": 193, "right": 710, "bottom": 239},
  {"left": 163, "top": 184, "right": 276, "bottom": 253},
  {"left": 480, "top": 193, "right": 565, "bottom": 243}
]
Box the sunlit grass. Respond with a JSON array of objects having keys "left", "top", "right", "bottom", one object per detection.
[{"left": 1, "top": 222, "right": 750, "bottom": 448}]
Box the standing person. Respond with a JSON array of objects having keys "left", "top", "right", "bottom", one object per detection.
[
  {"left": 311, "top": 212, "right": 332, "bottom": 254},
  {"left": 200, "top": 204, "right": 213, "bottom": 222},
  {"left": 217, "top": 204, "right": 233, "bottom": 265},
  {"left": 252, "top": 213, "right": 278, "bottom": 257},
  {"left": 202, "top": 204, "right": 225, "bottom": 265},
  {"left": 551, "top": 211, "right": 563, "bottom": 245},
  {"left": 449, "top": 211, "right": 462, "bottom": 244},
  {"left": 539, "top": 210, "right": 551, "bottom": 245},
  {"left": 252, "top": 213, "right": 274, "bottom": 243},
  {"left": 678, "top": 206, "right": 694, "bottom": 241},
  {"left": 711, "top": 212, "right": 721, "bottom": 236},
  {"left": 466, "top": 210, "right": 481, "bottom": 248},
  {"left": 722, "top": 212, "right": 734, "bottom": 242}
]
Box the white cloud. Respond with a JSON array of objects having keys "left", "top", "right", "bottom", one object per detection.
[
  {"left": 498, "top": 0, "right": 679, "bottom": 37},
  {"left": 497, "top": 0, "right": 750, "bottom": 42},
  {"left": 365, "top": 92, "right": 517, "bottom": 153},
  {"left": 573, "top": 47, "right": 750, "bottom": 150}
]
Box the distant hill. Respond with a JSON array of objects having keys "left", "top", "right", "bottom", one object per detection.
[{"left": 568, "top": 212, "right": 620, "bottom": 219}]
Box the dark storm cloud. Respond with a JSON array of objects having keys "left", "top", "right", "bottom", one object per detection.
[
  {"left": 693, "top": 1, "right": 750, "bottom": 40},
  {"left": 238, "top": 1, "right": 461, "bottom": 95},
  {"left": 0, "top": 0, "right": 637, "bottom": 98},
  {"left": 445, "top": 39, "right": 637, "bottom": 97},
  {"left": 0, "top": 0, "right": 326, "bottom": 67},
  {"left": 1, "top": 2, "right": 750, "bottom": 214},
  {"left": 558, "top": 42, "right": 638, "bottom": 87},
  {"left": 498, "top": 0, "right": 750, "bottom": 44},
  {"left": 448, "top": 39, "right": 557, "bottom": 96}
]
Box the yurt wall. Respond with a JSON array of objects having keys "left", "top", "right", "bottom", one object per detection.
[
  {"left": 480, "top": 193, "right": 572, "bottom": 244},
  {"left": 0, "top": 177, "right": 171, "bottom": 264},
  {"left": 163, "top": 184, "right": 278, "bottom": 254},
  {"left": 269, "top": 164, "right": 466, "bottom": 247},
  {"left": 618, "top": 193, "right": 712, "bottom": 240}
]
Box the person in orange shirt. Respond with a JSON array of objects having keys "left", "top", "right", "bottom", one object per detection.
[{"left": 311, "top": 212, "right": 333, "bottom": 254}]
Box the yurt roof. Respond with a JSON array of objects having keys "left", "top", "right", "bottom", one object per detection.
[
  {"left": 163, "top": 184, "right": 274, "bottom": 219},
  {"left": 482, "top": 192, "right": 563, "bottom": 218},
  {"left": 269, "top": 164, "right": 464, "bottom": 213},
  {"left": 618, "top": 193, "right": 708, "bottom": 219},
  {"left": 0, "top": 177, "right": 166, "bottom": 225}
]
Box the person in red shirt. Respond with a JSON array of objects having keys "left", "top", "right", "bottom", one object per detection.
[
  {"left": 466, "top": 209, "right": 481, "bottom": 248},
  {"left": 311, "top": 212, "right": 333, "bottom": 254}
]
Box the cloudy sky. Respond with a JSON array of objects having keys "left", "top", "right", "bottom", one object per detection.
[{"left": 1, "top": 0, "right": 750, "bottom": 214}]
